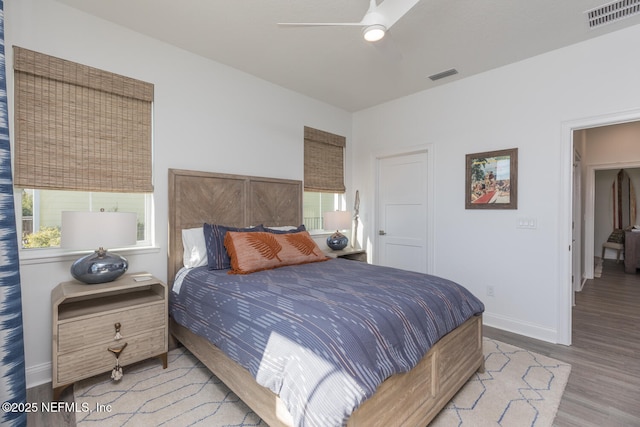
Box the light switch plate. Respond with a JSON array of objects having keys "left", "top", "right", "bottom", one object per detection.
[{"left": 517, "top": 218, "right": 537, "bottom": 229}]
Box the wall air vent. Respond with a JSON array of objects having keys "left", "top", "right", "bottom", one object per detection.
[
  {"left": 586, "top": 0, "right": 640, "bottom": 28},
  {"left": 428, "top": 68, "right": 458, "bottom": 81}
]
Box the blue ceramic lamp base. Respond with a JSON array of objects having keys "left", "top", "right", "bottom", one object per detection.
[
  {"left": 327, "top": 231, "right": 348, "bottom": 250},
  {"left": 70, "top": 248, "right": 128, "bottom": 284}
]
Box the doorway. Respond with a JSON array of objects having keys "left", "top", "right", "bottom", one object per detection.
[
  {"left": 586, "top": 163, "right": 640, "bottom": 278},
  {"left": 561, "top": 109, "right": 640, "bottom": 345}
]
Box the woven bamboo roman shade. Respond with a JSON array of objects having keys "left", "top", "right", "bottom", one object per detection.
[
  {"left": 13, "top": 46, "right": 154, "bottom": 193},
  {"left": 304, "top": 126, "right": 346, "bottom": 193}
]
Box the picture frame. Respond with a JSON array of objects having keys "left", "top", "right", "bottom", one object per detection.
[{"left": 465, "top": 148, "right": 518, "bottom": 209}]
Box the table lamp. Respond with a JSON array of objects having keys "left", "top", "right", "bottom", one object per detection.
[
  {"left": 323, "top": 210, "right": 351, "bottom": 250},
  {"left": 61, "top": 211, "right": 137, "bottom": 284}
]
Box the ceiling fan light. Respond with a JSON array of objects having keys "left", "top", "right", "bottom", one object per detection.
[{"left": 363, "top": 24, "right": 386, "bottom": 42}]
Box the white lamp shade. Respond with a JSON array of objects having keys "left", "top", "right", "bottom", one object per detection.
[
  {"left": 323, "top": 211, "right": 351, "bottom": 231},
  {"left": 61, "top": 211, "right": 137, "bottom": 250}
]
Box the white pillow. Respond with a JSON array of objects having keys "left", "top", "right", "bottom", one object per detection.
[
  {"left": 182, "top": 227, "right": 208, "bottom": 268},
  {"left": 265, "top": 225, "right": 299, "bottom": 231}
]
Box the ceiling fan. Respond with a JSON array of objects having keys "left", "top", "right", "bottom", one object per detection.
[{"left": 278, "top": 0, "right": 420, "bottom": 42}]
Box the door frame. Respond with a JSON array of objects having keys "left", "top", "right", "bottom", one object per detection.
[
  {"left": 373, "top": 145, "right": 435, "bottom": 274},
  {"left": 560, "top": 108, "right": 640, "bottom": 345},
  {"left": 572, "top": 149, "right": 582, "bottom": 299}
]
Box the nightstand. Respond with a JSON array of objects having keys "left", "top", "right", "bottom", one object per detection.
[
  {"left": 324, "top": 247, "right": 367, "bottom": 262},
  {"left": 51, "top": 273, "right": 168, "bottom": 400}
]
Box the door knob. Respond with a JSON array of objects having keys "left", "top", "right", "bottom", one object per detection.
[{"left": 379, "top": 230, "right": 386, "bottom": 235}]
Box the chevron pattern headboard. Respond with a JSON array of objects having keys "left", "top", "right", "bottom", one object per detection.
[{"left": 167, "top": 169, "right": 302, "bottom": 285}]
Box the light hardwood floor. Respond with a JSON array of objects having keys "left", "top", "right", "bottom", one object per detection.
[
  {"left": 485, "top": 259, "right": 640, "bottom": 427},
  {"left": 27, "top": 259, "right": 640, "bottom": 426}
]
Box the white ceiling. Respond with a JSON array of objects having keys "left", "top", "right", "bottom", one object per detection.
[{"left": 56, "top": 0, "right": 640, "bottom": 112}]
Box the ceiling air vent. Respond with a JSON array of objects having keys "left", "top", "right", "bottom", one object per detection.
[
  {"left": 586, "top": 0, "right": 640, "bottom": 28},
  {"left": 428, "top": 68, "right": 458, "bottom": 81}
]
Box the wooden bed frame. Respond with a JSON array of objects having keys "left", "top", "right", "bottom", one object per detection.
[{"left": 167, "top": 168, "right": 484, "bottom": 426}]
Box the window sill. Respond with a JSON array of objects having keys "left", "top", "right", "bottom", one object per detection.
[
  {"left": 307, "top": 230, "right": 333, "bottom": 237},
  {"left": 19, "top": 245, "right": 161, "bottom": 266}
]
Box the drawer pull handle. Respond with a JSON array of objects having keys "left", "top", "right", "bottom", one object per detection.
[
  {"left": 114, "top": 322, "right": 122, "bottom": 340},
  {"left": 109, "top": 342, "right": 127, "bottom": 382}
]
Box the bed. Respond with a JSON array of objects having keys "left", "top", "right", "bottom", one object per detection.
[{"left": 167, "top": 168, "right": 485, "bottom": 427}]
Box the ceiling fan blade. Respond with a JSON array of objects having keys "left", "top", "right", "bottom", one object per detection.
[
  {"left": 277, "top": 22, "right": 365, "bottom": 27},
  {"left": 279, "top": 0, "right": 378, "bottom": 28},
  {"left": 376, "top": 0, "right": 421, "bottom": 28}
]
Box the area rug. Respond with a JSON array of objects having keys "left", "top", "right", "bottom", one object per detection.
[
  {"left": 74, "top": 338, "right": 570, "bottom": 426},
  {"left": 430, "top": 338, "right": 571, "bottom": 427}
]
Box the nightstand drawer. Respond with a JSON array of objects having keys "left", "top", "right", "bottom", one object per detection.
[
  {"left": 52, "top": 274, "right": 169, "bottom": 400},
  {"left": 58, "top": 303, "right": 165, "bottom": 353},
  {"left": 57, "top": 327, "right": 166, "bottom": 384}
]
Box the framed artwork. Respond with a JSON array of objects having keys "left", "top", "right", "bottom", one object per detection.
[{"left": 465, "top": 148, "right": 518, "bottom": 209}]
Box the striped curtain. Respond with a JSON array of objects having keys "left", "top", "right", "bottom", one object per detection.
[{"left": 0, "top": 1, "right": 28, "bottom": 426}]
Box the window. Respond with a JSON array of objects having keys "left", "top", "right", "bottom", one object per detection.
[
  {"left": 303, "top": 126, "right": 346, "bottom": 232},
  {"left": 13, "top": 47, "right": 154, "bottom": 250},
  {"left": 20, "top": 189, "right": 151, "bottom": 249},
  {"left": 303, "top": 191, "right": 343, "bottom": 231}
]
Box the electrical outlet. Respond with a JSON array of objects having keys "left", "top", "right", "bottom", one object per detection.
[{"left": 486, "top": 286, "right": 495, "bottom": 297}]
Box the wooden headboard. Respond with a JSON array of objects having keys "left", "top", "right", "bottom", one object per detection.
[{"left": 167, "top": 169, "right": 303, "bottom": 285}]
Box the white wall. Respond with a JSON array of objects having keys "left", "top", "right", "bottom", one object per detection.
[
  {"left": 6, "top": 0, "right": 352, "bottom": 387},
  {"left": 352, "top": 23, "right": 640, "bottom": 344},
  {"left": 584, "top": 121, "right": 640, "bottom": 164}
]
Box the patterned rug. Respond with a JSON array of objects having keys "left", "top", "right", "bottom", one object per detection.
[
  {"left": 74, "top": 338, "right": 570, "bottom": 426},
  {"left": 430, "top": 338, "right": 571, "bottom": 427}
]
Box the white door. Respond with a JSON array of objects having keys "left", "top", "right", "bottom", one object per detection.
[{"left": 376, "top": 151, "right": 428, "bottom": 273}]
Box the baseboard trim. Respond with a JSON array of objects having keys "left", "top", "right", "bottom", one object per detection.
[
  {"left": 26, "top": 362, "right": 51, "bottom": 389},
  {"left": 483, "top": 312, "right": 559, "bottom": 344}
]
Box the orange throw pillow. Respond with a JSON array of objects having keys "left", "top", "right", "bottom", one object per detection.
[{"left": 224, "top": 230, "right": 328, "bottom": 274}]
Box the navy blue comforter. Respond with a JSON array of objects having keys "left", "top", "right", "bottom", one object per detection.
[{"left": 170, "top": 258, "right": 484, "bottom": 427}]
